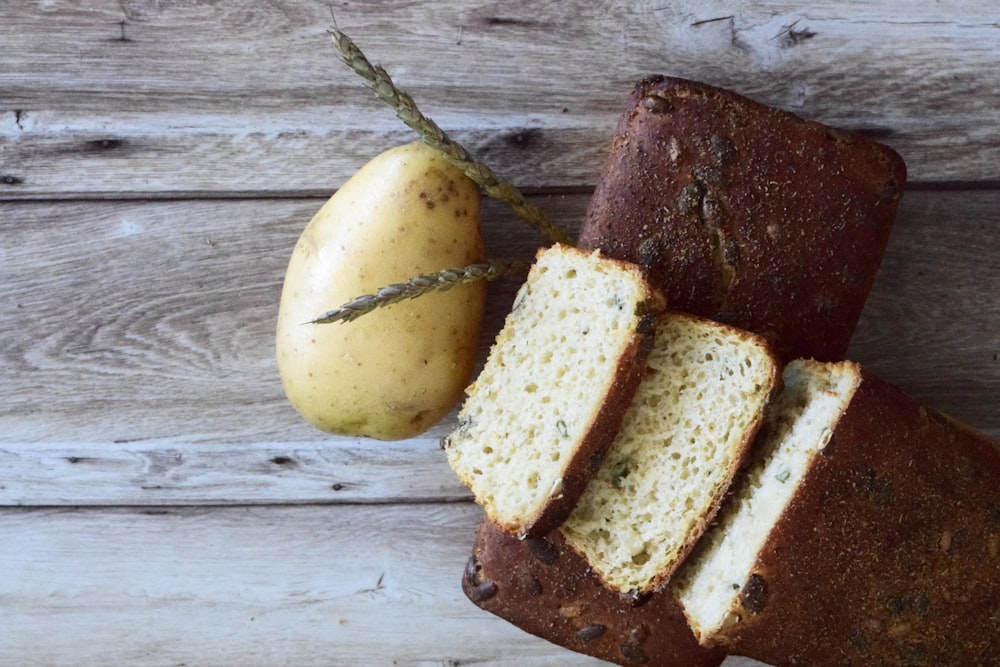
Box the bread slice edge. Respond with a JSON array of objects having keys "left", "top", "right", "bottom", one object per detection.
[
  {"left": 444, "top": 243, "right": 665, "bottom": 538},
  {"left": 673, "top": 358, "right": 862, "bottom": 643}
]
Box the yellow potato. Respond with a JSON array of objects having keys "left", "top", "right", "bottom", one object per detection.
[{"left": 276, "top": 142, "right": 486, "bottom": 440}]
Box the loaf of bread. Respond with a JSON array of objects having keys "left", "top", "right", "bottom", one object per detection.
[
  {"left": 560, "top": 311, "right": 779, "bottom": 598},
  {"left": 463, "top": 518, "right": 726, "bottom": 667},
  {"left": 458, "top": 77, "right": 922, "bottom": 664},
  {"left": 577, "top": 75, "right": 907, "bottom": 362},
  {"left": 675, "top": 359, "right": 1000, "bottom": 665},
  {"left": 443, "top": 243, "right": 664, "bottom": 538}
]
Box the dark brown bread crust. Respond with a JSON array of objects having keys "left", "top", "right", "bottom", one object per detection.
[
  {"left": 578, "top": 75, "right": 907, "bottom": 362},
  {"left": 464, "top": 519, "right": 725, "bottom": 667},
  {"left": 712, "top": 366, "right": 1000, "bottom": 665}
]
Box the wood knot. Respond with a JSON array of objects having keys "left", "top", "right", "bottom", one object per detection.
[
  {"left": 83, "top": 138, "right": 127, "bottom": 152},
  {"left": 506, "top": 128, "right": 541, "bottom": 149}
]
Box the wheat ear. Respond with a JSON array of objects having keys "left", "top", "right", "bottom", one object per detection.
[
  {"left": 309, "top": 259, "right": 530, "bottom": 325},
  {"left": 328, "top": 23, "right": 570, "bottom": 245}
]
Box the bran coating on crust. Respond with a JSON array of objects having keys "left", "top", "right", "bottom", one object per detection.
[
  {"left": 578, "top": 75, "right": 906, "bottom": 362},
  {"left": 464, "top": 519, "right": 726, "bottom": 667},
  {"left": 710, "top": 367, "right": 1000, "bottom": 665}
]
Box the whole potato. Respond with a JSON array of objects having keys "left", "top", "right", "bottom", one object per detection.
[{"left": 276, "top": 142, "right": 486, "bottom": 440}]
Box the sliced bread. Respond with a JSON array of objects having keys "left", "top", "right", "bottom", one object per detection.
[
  {"left": 674, "top": 358, "right": 861, "bottom": 642},
  {"left": 559, "top": 311, "right": 780, "bottom": 598},
  {"left": 674, "top": 360, "right": 1000, "bottom": 665},
  {"left": 443, "top": 243, "right": 664, "bottom": 538}
]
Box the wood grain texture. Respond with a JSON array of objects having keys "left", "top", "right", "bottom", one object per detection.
[
  {"left": 2, "top": 0, "right": 999, "bottom": 197},
  {"left": 0, "top": 195, "right": 569, "bottom": 448},
  {"left": 0, "top": 503, "right": 768, "bottom": 667},
  {"left": 2, "top": 191, "right": 998, "bottom": 510},
  {"left": 0, "top": 503, "right": 576, "bottom": 666},
  {"left": 1, "top": 2, "right": 998, "bottom": 665},
  {"left": 847, "top": 189, "right": 1000, "bottom": 430},
  {"left": 0, "top": 439, "right": 472, "bottom": 507}
]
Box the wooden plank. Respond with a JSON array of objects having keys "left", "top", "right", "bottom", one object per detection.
[
  {"left": 847, "top": 188, "right": 1000, "bottom": 429},
  {"left": 0, "top": 439, "right": 471, "bottom": 507},
  {"left": 1, "top": 191, "right": 998, "bottom": 507},
  {"left": 0, "top": 109, "right": 614, "bottom": 199},
  {"left": 0, "top": 502, "right": 768, "bottom": 667},
  {"left": 2, "top": 1, "right": 999, "bottom": 197},
  {"left": 5, "top": 1, "right": 997, "bottom": 107},
  {"left": 0, "top": 195, "right": 569, "bottom": 448}
]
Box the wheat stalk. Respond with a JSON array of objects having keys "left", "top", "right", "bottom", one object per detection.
[
  {"left": 328, "top": 23, "right": 570, "bottom": 246},
  {"left": 309, "top": 259, "right": 530, "bottom": 325}
]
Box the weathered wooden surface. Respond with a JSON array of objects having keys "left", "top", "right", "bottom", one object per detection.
[
  {"left": 1, "top": 1, "right": 998, "bottom": 665},
  {"left": 3, "top": 0, "right": 1000, "bottom": 198},
  {"left": 3, "top": 192, "right": 998, "bottom": 506}
]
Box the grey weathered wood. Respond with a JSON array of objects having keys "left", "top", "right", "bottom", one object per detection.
[
  {"left": 0, "top": 503, "right": 768, "bottom": 666},
  {"left": 1, "top": 2, "right": 998, "bottom": 665},
  {"left": 2, "top": 1, "right": 999, "bottom": 197},
  {"left": 0, "top": 439, "right": 472, "bottom": 507},
  {"left": 847, "top": 188, "right": 1000, "bottom": 430},
  {"left": 0, "top": 503, "right": 572, "bottom": 665},
  {"left": 2, "top": 191, "right": 998, "bottom": 510},
  {"left": 0, "top": 195, "right": 569, "bottom": 449}
]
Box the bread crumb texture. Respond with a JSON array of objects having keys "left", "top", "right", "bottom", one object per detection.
[
  {"left": 561, "top": 313, "right": 777, "bottom": 596},
  {"left": 443, "top": 244, "right": 656, "bottom": 535}
]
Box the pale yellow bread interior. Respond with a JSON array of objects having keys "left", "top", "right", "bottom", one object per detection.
[
  {"left": 560, "top": 312, "right": 779, "bottom": 596},
  {"left": 443, "top": 243, "right": 661, "bottom": 537}
]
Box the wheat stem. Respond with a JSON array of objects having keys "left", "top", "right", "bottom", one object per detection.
[
  {"left": 327, "top": 23, "right": 570, "bottom": 245},
  {"left": 309, "top": 259, "right": 531, "bottom": 325}
]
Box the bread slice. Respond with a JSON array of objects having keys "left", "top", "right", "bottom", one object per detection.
[
  {"left": 559, "top": 311, "right": 779, "bottom": 598},
  {"left": 674, "top": 358, "right": 860, "bottom": 641},
  {"left": 578, "top": 75, "right": 906, "bottom": 362},
  {"left": 443, "top": 243, "right": 664, "bottom": 538},
  {"left": 462, "top": 518, "right": 726, "bottom": 667},
  {"left": 674, "top": 360, "right": 1000, "bottom": 665}
]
